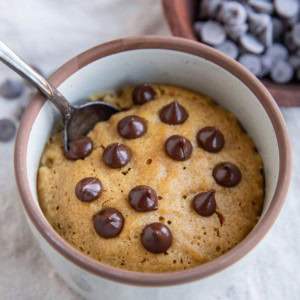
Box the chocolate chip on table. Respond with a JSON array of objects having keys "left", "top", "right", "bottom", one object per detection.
[
  {"left": 64, "top": 136, "right": 93, "bottom": 160},
  {"left": 200, "top": 21, "right": 226, "bottom": 46},
  {"left": 93, "top": 208, "right": 124, "bottom": 238},
  {"left": 238, "top": 54, "right": 262, "bottom": 76},
  {"left": 240, "top": 34, "right": 265, "bottom": 54},
  {"left": 132, "top": 84, "right": 156, "bottom": 105},
  {"left": 274, "top": 0, "right": 299, "bottom": 19},
  {"left": 0, "top": 79, "right": 24, "bottom": 99},
  {"left": 291, "top": 23, "right": 300, "bottom": 47},
  {"left": 249, "top": 0, "right": 274, "bottom": 14},
  {"left": 216, "top": 40, "right": 239, "bottom": 59},
  {"left": 102, "top": 143, "right": 131, "bottom": 168},
  {"left": 159, "top": 101, "right": 188, "bottom": 125},
  {"left": 0, "top": 118, "right": 16, "bottom": 142},
  {"left": 141, "top": 222, "right": 172, "bottom": 254},
  {"left": 117, "top": 115, "right": 147, "bottom": 139},
  {"left": 129, "top": 185, "right": 158, "bottom": 212},
  {"left": 225, "top": 23, "right": 248, "bottom": 41},
  {"left": 75, "top": 177, "right": 103, "bottom": 202},
  {"left": 217, "top": 1, "right": 247, "bottom": 26},
  {"left": 192, "top": 190, "right": 217, "bottom": 217},
  {"left": 213, "top": 162, "right": 242, "bottom": 187},
  {"left": 197, "top": 127, "right": 225, "bottom": 153},
  {"left": 165, "top": 135, "right": 193, "bottom": 161},
  {"left": 270, "top": 60, "right": 294, "bottom": 84}
]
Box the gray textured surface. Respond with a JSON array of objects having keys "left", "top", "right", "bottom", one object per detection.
[{"left": 0, "top": 0, "right": 299, "bottom": 299}]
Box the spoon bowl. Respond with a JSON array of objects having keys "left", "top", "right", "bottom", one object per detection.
[{"left": 65, "top": 101, "right": 120, "bottom": 142}]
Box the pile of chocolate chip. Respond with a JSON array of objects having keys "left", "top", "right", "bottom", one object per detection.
[
  {"left": 194, "top": 0, "right": 300, "bottom": 83},
  {"left": 70, "top": 84, "right": 242, "bottom": 255}
]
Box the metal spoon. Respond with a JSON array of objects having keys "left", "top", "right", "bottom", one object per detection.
[{"left": 0, "top": 40, "right": 120, "bottom": 154}]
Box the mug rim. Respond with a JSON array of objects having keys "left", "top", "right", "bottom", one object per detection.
[{"left": 14, "top": 36, "right": 292, "bottom": 287}]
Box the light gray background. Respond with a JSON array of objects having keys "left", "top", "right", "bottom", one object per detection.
[{"left": 0, "top": 1, "right": 299, "bottom": 299}]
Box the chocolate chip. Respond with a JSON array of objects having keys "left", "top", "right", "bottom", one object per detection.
[
  {"left": 225, "top": 23, "right": 248, "bottom": 41},
  {"left": 192, "top": 190, "right": 217, "bottom": 217},
  {"left": 132, "top": 84, "right": 156, "bottom": 105},
  {"left": 213, "top": 162, "right": 242, "bottom": 187},
  {"left": 217, "top": 1, "right": 247, "bottom": 26},
  {"left": 93, "top": 208, "right": 124, "bottom": 238},
  {"left": 249, "top": 0, "right": 274, "bottom": 14},
  {"left": 238, "top": 54, "right": 262, "bottom": 76},
  {"left": 275, "top": 0, "right": 299, "bottom": 19},
  {"left": 165, "top": 135, "right": 193, "bottom": 161},
  {"left": 141, "top": 223, "right": 172, "bottom": 253},
  {"left": 197, "top": 127, "right": 225, "bottom": 153},
  {"left": 200, "top": 21, "right": 226, "bottom": 46},
  {"left": 129, "top": 185, "right": 158, "bottom": 212},
  {"left": 270, "top": 60, "right": 294, "bottom": 84},
  {"left": 266, "top": 44, "right": 288, "bottom": 62},
  {"left": 0, "top": 118, "right": 16, "bottom": 142},
  {"left": 102, "top": 143, "right": 131, "bottom": 168},
  {"left": 240, "top": 34, "right": 265, "bottom": 54},
  {"left": 260, "top": 54, "right": 272, "bottom": 77},
  {"left": 199, "top": 0, "right": 222, "bottom": 19},
  {"left": 159, "top": 101, "right": 188, "bottom": 125},
  {"left": 216, "top": 40, "right": 239, "bottom": 59},
  {"left": 64, "top": 136, "right": 93, "bottom": 160},
  {"left": 117, "top": 115, "right": 147, "bottom": 139},
  {"left": 0, "top": 79, "right": 24, "bottom": 99},
  {"left": 249, "top": 12, "right": 271, "bottom": 35},
  {"left": 75, "top": 177, "right": 103, "bottom": 202},
  {"left": 259, "top": 22, "right": 273, "bottom": 47}
]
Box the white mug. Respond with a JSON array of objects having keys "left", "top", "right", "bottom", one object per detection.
[{"left": 15, "top": 36, "right": 291, "bottom": 300}]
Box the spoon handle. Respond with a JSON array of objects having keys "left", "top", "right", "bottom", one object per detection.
[{"left": 0, "top": 40, "right": 73, "bottom": 121}]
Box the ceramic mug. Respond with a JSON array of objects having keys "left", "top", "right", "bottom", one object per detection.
[{"left": 15, "top": 36, "right": 291, "bottom": 300}]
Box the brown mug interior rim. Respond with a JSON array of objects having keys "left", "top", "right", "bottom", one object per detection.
[{"left": 14, "top": 36, "right": 292, "bottom": 287}]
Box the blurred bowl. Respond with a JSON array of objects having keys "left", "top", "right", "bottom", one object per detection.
[{"left": 162, "top": 0, "right": 300, "bottom": 106}]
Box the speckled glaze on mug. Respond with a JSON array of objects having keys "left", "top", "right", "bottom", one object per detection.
[{"left": 15, "top": 36, "right": 291, "bottom": 300}]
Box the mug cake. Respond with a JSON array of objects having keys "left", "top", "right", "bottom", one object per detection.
[{"left": 37, "top": 83, "right": 264, "bottom": 272}]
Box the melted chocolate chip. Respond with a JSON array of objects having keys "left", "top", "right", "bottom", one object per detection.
[
  {"left": 75, "top": 177, "right": 103, "bottom": 202},
  {"left": 64, "top": 136, "right": 93, "bottom": 160},
  {"left": 117, "top": 115, "right": 147, "bottom": 139},
  {"left": 132, "top": 84, "right": 156, "bottom": 105},
  {"left": 165, "top": 135, "right": 193, "bottom": 161},
  {"left": 102, "top": 143, "right": 131, "bottom": 169},
  {"left": 93, "top": 208, "right": 124, "bottom": 238},
  {"left": 129, "top": 185, "right": 158, "bottom": 212},
  {"left": 159, "top": 101, "right": 188, "bottom": 125},
  {"left": 197, "top": 127, "right": 225, "bottom": 153},
  {"left": 213, "top": 162, "right": 242, "bottom": 187},
  {"left": 141, "top": 222, "right": 172, "bottom": 253},
  {"left": 192, "top": 190, "right": 216, "bottom": 216}
]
